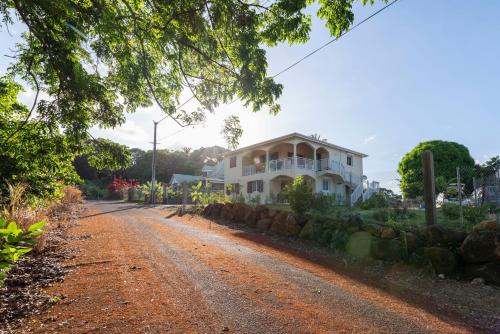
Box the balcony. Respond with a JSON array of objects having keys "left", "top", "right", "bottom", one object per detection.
[
  {"left": 242, "top": 157, "right": 354, "bottom": 183},
  {"left": 243, "top": 162, "right": 266, "bottom": 176},
  {"left": 316, "top": 158, "right": 346, "bottom": 180},
  {"left": 268, "top": 157, "right": 315, "bottom": 173}
]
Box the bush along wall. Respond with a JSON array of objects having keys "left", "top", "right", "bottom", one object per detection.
[{"left": 200, "top": 203, "right": 500, "bottom": 286}]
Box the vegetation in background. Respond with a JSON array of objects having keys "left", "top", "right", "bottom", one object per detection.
[
  {"left": 285, "top": 176, "right": 313, "bottom": 216},
  {"left": 359, "top": 193, "right": 389, "bottom": 210},
  {"left": 76, "top": 145, "right": 228, "bottom": 187},
  {"left": 398, "top": 140, "right": 475, "bottom": 198},
  {"left": 139, "top": 182, "right": 162, "bottom": 203},
  {"left": 0, "top": 77, "right": 132, "bottom": 199}
]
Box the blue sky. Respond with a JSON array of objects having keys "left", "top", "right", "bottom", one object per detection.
[{"left": 1, "top": 1, "right": 499, "bottom": 191}]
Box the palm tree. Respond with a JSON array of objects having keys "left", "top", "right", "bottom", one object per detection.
[{"left": 310, "top": 133, "right": 327, "bottom": 142}]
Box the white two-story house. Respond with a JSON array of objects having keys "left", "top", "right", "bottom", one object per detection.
[{"left": 223, "top": 133, "right": 378, "bottom": 206}]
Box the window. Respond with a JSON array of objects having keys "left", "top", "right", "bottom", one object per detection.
[
  {"left": 322, "top": 179, "right": 329, "bottom": 191},
  {"left": 347, "top": 155, "right": 353, "bottom": 166},
  {"left": 247, "top": 180, "right": 264, "bottom": 193},
  {"left": 270, "top": 152, "right": 279, "bottom": 160},
  {"left": 230, "top": 156, "right": 237, "bottom": 168}
]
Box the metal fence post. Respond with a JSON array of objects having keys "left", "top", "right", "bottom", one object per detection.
[{"left": 457, "top": 167, "right": 464, "bottom": 227}]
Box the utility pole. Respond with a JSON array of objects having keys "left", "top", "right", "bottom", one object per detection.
[
  {"left": 421, "top": 151, "right": 437, "bottom": 225},
  {"left": 150, "top": 121, "right": 158, "bottom": 204}
]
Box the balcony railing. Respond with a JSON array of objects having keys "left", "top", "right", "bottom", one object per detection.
[
  {"left": 243, "top": 163, "right": 266, "bottom": 176},
  {"left": 244, "top": 157, "right": 349, "bottom": 179},
  {"left": 268, "top": 157, "right": 294, "bottom": 172},
  {"left": 295, "top": 157, "right": 315, "bottom": 170},
  {"left": 317, "top": 158, "right": 346, "bottom": 179}
]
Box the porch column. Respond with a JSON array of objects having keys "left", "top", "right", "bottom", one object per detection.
[
  {"left": 313, "top": 147, "right": 317, "bottom": 171},
  {"left": 265, "top": 149, "right": 269, "bottom": 172},
  {"left": 293, "top": 143, "right": 297, "bottom": 168}
]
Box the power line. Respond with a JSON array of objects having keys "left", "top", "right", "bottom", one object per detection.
[
  {"left": 222, "top": 0, "right": 400, "bottom": 106},
  {"left": 148, "top": 0, "right": 400, "bottom": 203},
  {"left": 272, "top": 0, "right": 400, "bottom": 78},
  {"left": 156, "top": 127, "right": 189, "bottom": 143},
  {"left": 156, "top": 95, "right": 195, "bottom": 124},
  {"left": 156, "top": 0, "right": 400, "bottom": 124}
]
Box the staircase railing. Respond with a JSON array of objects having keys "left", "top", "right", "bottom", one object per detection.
[{"left": 350, "top": 183, "right": 364, "bottom": 207}]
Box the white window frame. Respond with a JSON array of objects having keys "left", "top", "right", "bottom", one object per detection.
[
  {"left": 247, "top": 180, "right": 264, "bottom": 193},
  {"left": 322, "top": 179, "right": 329, "bottom": 191},
  {"left": 346, "top": 155, "right": 353, "bottom": 166}
]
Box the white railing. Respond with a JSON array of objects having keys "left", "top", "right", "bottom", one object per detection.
[
  {"left": 350, "top": 183, "right": 364, "bottom": 207},
  {"left": 268, "top": 157, "right": 294, "bottom": 172},
  {"left": 243, "top": 163, "right": 266, "bottom": 176},
  {"left": 317, "top": 159, "right": 346, "bottom": 180},
  {"left": 362, "top": 181, "right": 380, "bottom": 201},
  {"left": 295, "top": 157, "right": 315, "bottom": 170},
  {"left": 267, "top": 157, "right": 315, "bottom": 173}
]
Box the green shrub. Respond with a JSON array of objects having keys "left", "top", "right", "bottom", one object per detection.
[
  {"left": 310, "top": 193, "right": 343, "bottom": 212},
  {"left": 0, "top": 218, "right": 45, "bottom": 284},
  {"left": 463, "top": 205, "right": 487, "bottom": 226},
  {"left": 330, "top": 229, "right": 349, "bottom": 250},
  {"left": 285, "top": 176, "right": 313, "bottom": 216},
  {"left": 81, "top": 180, "right": 108, "bottom": 200},
  {"left": 359, "top": 194, "right": 388, "bottom": 210},
  {"left": 372, "top": 208, "right": 389, "bottom": 222},
  {"left": 441, "top": 203, "right": 460, "bottom": 220},
  {"left": 139, "top": 181, "right": 162, "bottom": 203}
]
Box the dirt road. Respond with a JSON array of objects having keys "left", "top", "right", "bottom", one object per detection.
[{"left": 20, "top": 202, "right": 499, "bottom": 333}]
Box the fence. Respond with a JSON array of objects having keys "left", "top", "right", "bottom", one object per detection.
[{"left": 396, "top": 163, "right": 499, "bottom": 226}]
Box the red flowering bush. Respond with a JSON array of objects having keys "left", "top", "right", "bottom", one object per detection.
[{"left": 108, "top": 176, "right": 139, "bottom": 192}]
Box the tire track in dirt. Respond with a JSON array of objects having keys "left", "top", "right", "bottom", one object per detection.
[
  {"left": 114, "top": 205, "right": 469, "bottom": 334},
  {"left": 21, "top": 205, "right": 224, "bottom": 333}
]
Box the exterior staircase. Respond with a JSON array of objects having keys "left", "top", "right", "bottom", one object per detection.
[{"left": 350, "top": 180, "right": 380, "bottom": 207}]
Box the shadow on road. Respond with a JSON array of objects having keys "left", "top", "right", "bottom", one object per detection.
[
  {"left": 80, "top": 202, "right": 149, "bottom": 218},
  {"left": 203, "top": 220, "right": 480, "bottom": 333}
]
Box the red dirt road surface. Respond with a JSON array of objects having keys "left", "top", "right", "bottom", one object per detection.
[{"left": 19, "top": 202, "right": 500, "bottom": 333}]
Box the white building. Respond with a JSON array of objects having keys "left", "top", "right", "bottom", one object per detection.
[{"left": 223, "top": 133, "right": 378, "bottom": 206}]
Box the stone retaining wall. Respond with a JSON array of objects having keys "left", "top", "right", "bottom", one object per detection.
[{"left": 201, "top": 203, "right": 500, "bottom": 286}]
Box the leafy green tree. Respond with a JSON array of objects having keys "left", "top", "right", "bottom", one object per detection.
[
  {"left": 398, "top": 140, "right": 475, "bottom": 199},
  {"left": 221, "top": 115, "right": 243, "bottom": 150},
  {"left": 1, "top": 0, "right": 385, "bottom": 142},
  {"left": 0, "top": 77, "right": 131, "bottom": 197}
]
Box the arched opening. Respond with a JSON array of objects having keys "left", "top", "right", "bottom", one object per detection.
[
  {"left": 270, "top": 175, "right": 294, "bottom": 203},
  {"left": 316, "top": 147, "right": 330, "bottom": 171},
  {"left": 242, "top": 149, "right": 266, "bottom": 176},
  {"left": 268, "top": 142, "right": 294, "bottom": 172},
  {"left": 296, "top": 142, "right": 314, "bottom": 170}
]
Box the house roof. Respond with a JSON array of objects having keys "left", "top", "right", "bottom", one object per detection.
[
  {"left": 225, "top": 132, "right": 368, "bottom": 157},
  {"left": 169, "top": 174, "right": 224, "bottom": 185},
  {"left": 169, "top": 174, "right": 204, "bottom": 184},
  {"left": 201, "top": 165, "right": 214, "bottom": 172}
]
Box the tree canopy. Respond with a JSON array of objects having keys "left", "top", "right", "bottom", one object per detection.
[
  {"left": 75, "top": 145, "right": 227, "bottom": 184},
  {"left": 1, "top": 0, "right": 385, "bottom": 141},
  {"left": 398, "top": 140, "right": 475, "bottom": 198},
  {"left": 0, "top": 76, "right": 131, "bottom": 197}
]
